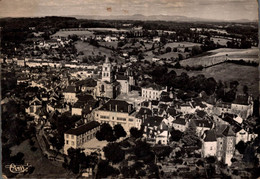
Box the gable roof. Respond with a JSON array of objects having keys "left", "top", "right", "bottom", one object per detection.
[
  {"left": 100, "top": 99, "right": 133, "bottom": 113},
  {"left": 172, "top": 117, "right": 187, "bottom": 125},
  {"left": 65, "top": 121, "right": 100, "bottom": 136},
  {"left": 143, "top": 116, "right": 164, "bottom": 127},
  {"left": 222, "top": 126, "right": 236, "bottom": 137},
  {"left": 136, "top": 107, "right": 152, "bottom": 118},
  {"left": 204, "top": 130, "right": 217, "bottom": 142},
  {"left": 193, "top": 119, "right": 213, "bottom": 128}
]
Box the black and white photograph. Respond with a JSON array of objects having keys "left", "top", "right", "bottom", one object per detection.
[{"left": 0, "top": 0, "right": 259, "bottom": 178}]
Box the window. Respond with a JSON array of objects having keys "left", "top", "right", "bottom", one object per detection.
[
  {"left": 71, "top": 135, "right": 74, "bottom": 139},
  {"left": 71, "top": 141, "right": 75, "bottom": 146},
  {"left": 129, "top": 118, "right": 134, "bottom": 122},
  {"left": 100, "top": 115, "right": 109, "bottom": 119},
  {"left": 66, "top": 134, "right": 69, "bottom": 138},
  {"left": 30, "top": 107, "right": 34, "bottom": 113},
  {"left": 66, "top": 140, "right": 69, "bottom": 144},
  {"left": 117, "top": 117, "right": 126, "bottom": 121}
]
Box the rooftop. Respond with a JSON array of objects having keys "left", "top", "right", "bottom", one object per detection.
[{"left": 65, "top": 121, "right": 100, "bottom": 136}]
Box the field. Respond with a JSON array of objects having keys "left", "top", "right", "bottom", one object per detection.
[
  {"left": 180, "top": 48, "right": 258, "bottom": 67},
  {"left": 51, "top": 30, "right": 94, "bottom": 38},
  {"left": 87, "top": 28, "right": 129, "bottom": 32},
  {"left": 171, "top": 63, "right": 258, "bottom": 97},
  {"left": 75, "top": 41, "right": 113, "bottom": 59},
  {"left": 165, "top": 42, "right": 201, "bottom": 48},
  {"left": 211, "top": 37, "right": 229, "bottom": 46},
  {"left": 99, "top": 41, "right": 118, "bottom": 49}
]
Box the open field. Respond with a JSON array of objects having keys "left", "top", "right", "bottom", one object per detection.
[
  {"left": 87, "top": 28, "right": 129, "bottom": 32},
  {"left": 211, "top": 37, "right": 229, "bottom": 46},
  {"left": 165, "top": 42, "right": 202, "bottom": 48},
  {"left": 99, "top": 41, "right": 118, "bottom": 49},
  {"left": 9, "top": 139, "right": 75, "bottom": 178},
  {"left": 75, "top": 41, "right": 113, "bottom": 59},
  {"left": 170, "top": 63, "right": 258, "bottom": 97},
  {"left": 180, "top": 48, "right": 258, "bottom": 67},
  {"left": 51, "top": 30, "right": 94, "bottom": 38}
]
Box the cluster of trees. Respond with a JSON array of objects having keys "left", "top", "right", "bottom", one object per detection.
[
  {"left": 63, "top": 148, "right": 98, "bottom": 174},
  {"left": 226, "top": 59, "right": 258, "bottom": 67},
  {"left": 82, "top": 55, "right": 105, "bottom": 64},
  {"left": 181, "top": 120, "right": 201, "bottom": 148},
  {"left": 96, "top": 123, "right": 126, "bottom": 142},
  {"left": 49, "top": 113, "right": 81, "bottom": 150}
]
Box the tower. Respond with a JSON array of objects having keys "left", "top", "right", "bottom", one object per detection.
[{"left": 102, "top": 57, "right": 112, "bottom": 82}]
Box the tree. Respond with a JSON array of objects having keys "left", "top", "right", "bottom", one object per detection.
[
  {"left": 103, "top": 143, "right": 125, "bottom": 164},
  {"left": 235, "top": 141, "right": 246, "bottom": 154},
  {"left": 181, "top": 120, "right": 201, "bottom": 148},
  {"left": 96, "top": 123, "right": 116, "bottom": 142},
  {"left": 166, "top": 47, "right": 171, "bottom": 53},
  {"left": 191, "top": 46, "right": 202, "bottom": 56},
  {"left": 170, "top": 128, "right": 183, "bottom": 142},
  {"left": 67, "top": 148, "right": 88, "bottom": 174},
  {"left": 96, "top": 160, "right": 119, "bottom": 178},
  {"left": 130, "top": 127, "right": 143, "bottom": 139},
  {"left": 113, "top": 124, "right": 126, "bottom": 139}
]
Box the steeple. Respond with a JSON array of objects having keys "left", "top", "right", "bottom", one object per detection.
[
  {"left": 102, "top": 57, "right": 112, "bottom": 82},
  {"left": 105, "top": 57, "right": 110, "bottom": 63}
]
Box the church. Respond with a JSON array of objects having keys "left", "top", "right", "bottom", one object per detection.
[{"left": 96, "top": 58, "right": 120, "bottom": 99}]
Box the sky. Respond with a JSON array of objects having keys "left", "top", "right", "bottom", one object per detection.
[{"left": 0, "top": 0, "right": 258, "bottom": 21}]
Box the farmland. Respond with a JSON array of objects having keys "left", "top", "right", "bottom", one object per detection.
[
  {"left": 180, "top": 48, "right": 258, "bottom": 67},
  {"left": 171, "top": 63, "right": 258, "bottom": 97},
  {"left": 75, "top": 41, "right": 113, "bottom": 59},
  {"left": 51, "top": 30, "right": 94, "bottom": 38}
]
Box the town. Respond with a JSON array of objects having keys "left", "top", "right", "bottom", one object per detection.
[{"left": 1, "top": 15, "right": 259, "bottom": 178}]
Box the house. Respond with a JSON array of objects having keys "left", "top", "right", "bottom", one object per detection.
[
  {"left": 94, "top": 99, "right": 142, "bottom": 133},
  {"left": 177, "top": 102, "right": 196, "bottom": 115},
  {"left": 25, "top": 97, "right": 42, "bottom": 117},
  {"left": 202, "top": 125, "right": 236, "bottom": 166},
  {"left": 215, "top": 125, "right": 236, "bottom": 166},
  {"left": 193, "top": 119, "right": 213, "bottom": 137},
  {"left": 231, "top": 95, "right": 253, "bottom": 119},
  {"left": 64, "top": 121, "right": 100, "bottom": 155},
  {"left": 172, "top": 117, "right": 188, "bottom": 132},
  {"left": 153, "top": 37, "right": 161, "bottom": 43},
  {"left": 116, "top": 75, "right": 130, "bottom": 94},
  {"left": 143, "top": 116, "right": 169, "bottom": 144},
  {"left": 202, "top": 130, "right": 217, "bottom": 157},
  {"left": 234, "top": 127, "right": 258, "bottom": 144},
  {"left": 63, "top": 86, "right": 78, "bottom": 104},
  {"left": 141, "top": 84, "right": 167, "bottom": 100},
  {"left": 136, "top": 107, "right": 153, "bottom": 122}
]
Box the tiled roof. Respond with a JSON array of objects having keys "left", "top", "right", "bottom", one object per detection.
[
  {"left": 222, "top": 126, "right": 236, "bottom": 137},
  {"left": 136, "top": 107, "right": 152, "bottom": 118},
  {"left": 172, "top": 117, "right": 187, "bottom": 125},
  {"left": 193, "top": 119, "right": 213, "bottom": 128},
  {"left": 64, "top": 86, "right": 76, "bottom": 93},
  {"left": 204, "top": 130, "right": 217, "bottom": 142},
  {"left": 143, "top": 116, "right": 164, "bottom": 127},
  {"left": 100, "top": 99, "right": 133, "bottom": 113},
  {"left": 65, "top": 121, "right": 100, "bottom": 136},
  {"left": 233, "top": 95, "right": 249, "bottom": 105}
]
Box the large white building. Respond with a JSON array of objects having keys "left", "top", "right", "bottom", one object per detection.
[
  {"left": 94, "top": 99, "right": 142, "bottom": 133},
  {"left": 141, "top": 84, "right": 167, "bottom": 100},
  {"left": 64, "top": 121, "right": 100, "bottom": 155}
]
